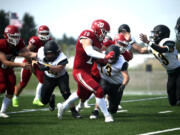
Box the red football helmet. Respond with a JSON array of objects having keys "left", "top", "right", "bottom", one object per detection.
[
  {"left": 4, "top": 25, "right": 21, "bottom": 46},
  {"left": 114, "top": 33, "right": 128, "bottom": 47},
  {"left": 38, "top": 25, "right": 50, "bottom": 41},
  {"left": 91, "top": 19, "right": 110, "bottom": 42}
]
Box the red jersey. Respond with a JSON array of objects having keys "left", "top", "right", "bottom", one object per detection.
[
  {"left": 73, "top": 30, "right": 102, "bottom": 71},
  {"left": 0, "top": 39, "right": 25, "bottom": 69},
  {"left": 28, "top": 36, "right": 51, "bottom": 52}
]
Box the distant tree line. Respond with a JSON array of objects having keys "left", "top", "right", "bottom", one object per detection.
[{"left": 0, "top": 9, "right": 180, "bottom": 53}]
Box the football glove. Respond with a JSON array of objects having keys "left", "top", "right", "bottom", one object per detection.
[
  {"left": 118, "top": 84, "right": 125, "bottom": 93},
  {"left": 105, "top": 51, "right": 115, "bottom": 60}
]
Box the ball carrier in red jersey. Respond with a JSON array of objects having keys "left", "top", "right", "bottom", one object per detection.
[
  {"left": 57, "top": 19, "right": 115, "bottom": 123},
  {"left": 12, "top": 25, "right": 51, "bottom": 107}
]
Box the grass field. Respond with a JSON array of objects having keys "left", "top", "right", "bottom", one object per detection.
[
  {"left": 0, "top": 63, "right": 179, "bottom": 135},
  {"left": 0, "top": 95, "right": 180, "bottom": 135}
]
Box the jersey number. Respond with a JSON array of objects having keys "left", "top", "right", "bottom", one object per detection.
[
  {"left": 101, "top": 64, "right": 112, "bottom": 77},
  {"left": 153, "top": 53, "right": 169, "bottom": 65}
]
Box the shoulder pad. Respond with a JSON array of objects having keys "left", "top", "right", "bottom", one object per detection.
[
  {"left": 80, "top": 30, "right": 95, "bottom": 40},
  {"left": 29, "top": 36, "right": 40, "bottom": 45},
  {"left": 159, "top": 38, "right": 175, "bottom": 47}
]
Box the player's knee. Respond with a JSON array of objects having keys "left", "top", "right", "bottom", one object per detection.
[
  {"left": 62, "top": 91, "right": 71, "bottom": 100},
  {"left": 95, "top": 87, "right": 104, "bottom": 98},
  {"left": 20, "top": 81, "right": 27, "bottom": 88}
]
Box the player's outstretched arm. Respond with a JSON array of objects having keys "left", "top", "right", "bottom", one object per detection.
[
  {"left": 18, "top": 47, "right": 37, "bottom": 59},
  {"left": 139, "top": 33, "right": 169, "bottom": 53},
  {"left": 0, "top": 51, "right": 31, "bottom": 69}
]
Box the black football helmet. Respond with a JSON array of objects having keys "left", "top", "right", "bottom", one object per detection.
[
  {"left": 105, "top": 45, "right": 120, "bottom": 64},
  {"left": 44, "top": 40, "right": 60, "bottom": 62},
  {"left": 175, "top": 17, "right": 180, "bottom": 41},
  {"left": 150, "top": 25, "right": 170, "bottom": 44},
  {"left": 118, "top": 24, "right": 131, "bottom": 33}
]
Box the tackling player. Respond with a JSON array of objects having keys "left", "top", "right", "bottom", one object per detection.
[
  {"left": 57, "top": 19, "right": 115, "bottom": 123},
  {"left": 98, "top": 45, "right": 129, "bottom": 113},
  {"left": 12, "top": 25, "right": 51, "bottom": 107}
]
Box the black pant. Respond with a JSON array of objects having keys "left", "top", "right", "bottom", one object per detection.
[
  {"left": 167, "top": 67, "right": 180, "bottom": 106},
  {"left": 100, "top": 79, "right": 123, "bottom": 114},
  {"left": 41, "top": 72, "right": 71, "bottom": 105}
]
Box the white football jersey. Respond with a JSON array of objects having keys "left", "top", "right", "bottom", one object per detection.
[
  {"left": 150, "top": 38, "right": 180, "bottom": 71},
  {"left": 37, "top": 47, "right": 67, "bottom": 78},
  {"left": 97, "top": 55, "right": 127, "bottom": 84}
]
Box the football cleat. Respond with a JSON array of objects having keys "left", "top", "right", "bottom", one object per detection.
[
  {"left": 90, "top": 110, "right": 99, "bottom": 119},
  {"left": 49, "top": 94, "right": 55, "bottom": 111},
  {"left": 71, "top": 109, "right": 82, "bottom": 119},
  {"left": 57, "top": 103, "right": 64, "bottom": 119},
  {"left": 105, "top": 114, "right": 114, "bottom": 123},
  {"left": 76, "top": 102, "right": 84, "bottom": 112},
  {"left": 0, "top": 112, "right": 9, "bottom": 118},
  {"left": 12, "top": 97, "right": 19, "bottom": 107},
  {"left": 33, "top": 99, "right": 44, "bottom": 106}
]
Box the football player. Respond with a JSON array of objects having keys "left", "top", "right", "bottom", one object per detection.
[
  {"left": 175, "top": 17, "right": 180, "bottom": 41},
  {"left": 140, "top": 24, "right": 180, "bottom": 106},
  {"left": 0, "top": 25, "right": 36, "bottom": 118},
  {"left": 89, "top": 35, "right": 132, "bottom": 119},
  {"left": 57, "top": 19, "right": 115, "bottom": 123},
  {"left": 76, "top": 34, "right": 132, "bottom": 111},
  {"left": 12, "top": 25, "right": 51, "bottom": 107},
  {"left": 118, "top": 24, "right": 148, "bottom": 54},
  {"left": 99, "top": 45, "right": 129, "bottom": 113},
  {"left": 78, "top": 36, "right": 114, "bottom": 109},
  {"left": 36, "top": 40, "right": 81, "bottom": 118}
]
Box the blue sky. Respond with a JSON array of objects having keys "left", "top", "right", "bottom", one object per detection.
[{"left": 1, "top": 0, "right": 180, "bottom": 42}]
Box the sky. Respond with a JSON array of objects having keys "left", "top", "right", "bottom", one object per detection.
[{"left": 1, "top": 0, "right": 180, "bottom": 42}]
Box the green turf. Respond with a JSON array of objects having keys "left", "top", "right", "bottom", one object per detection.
[{"left": 0, "top": 95, "right": 180, "bottom": 135}]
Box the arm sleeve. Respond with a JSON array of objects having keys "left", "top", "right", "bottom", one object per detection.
[
  {"left": 150, "top": 43, "right": 169, "bottom": 53},
  {"left": 84, "top": 45, "right": 105, "bottom": 59}
]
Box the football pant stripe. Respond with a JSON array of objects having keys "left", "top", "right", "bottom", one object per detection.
[{"left": 77, "top": 73, "right": 95, "bottom": 92}]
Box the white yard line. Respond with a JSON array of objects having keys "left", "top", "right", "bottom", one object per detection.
[
  {"left": 7, "top": 108, "right": 50, "bottom": 114},
  {"left": 116, "top": 110, "right": 128, "bottom": 113},
  {"left": 158, "top": 110, "right": 173, "bottom": 114},
  {"left": 121, "top": 96, "right": 167, "bottom": 103},
  {"left": 7, "top": 96, "right": 167, "bottom": 114},
  {"left": 139, "top": 127, "right": 180, "bottom": 135}
]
